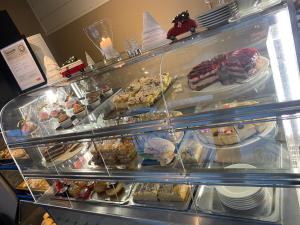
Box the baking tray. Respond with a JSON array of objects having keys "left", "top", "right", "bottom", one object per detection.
[
  {"left": 191, "top": 185, "right": 281, "bottom": 223},
  {"left": 103, "top": 78, "right": 176, "bottom": 120},
  {"left": 130, "top": 184, "right": 195, "bottom": 211},
  {"left": 90, "top": 183, "right": 134, "bottom": 204},
  {"left": 16, "top": 180, "right": 50, "bottom": 194},
  {"left": 50, "top": 183, "right": 133, "bottom": 205}
]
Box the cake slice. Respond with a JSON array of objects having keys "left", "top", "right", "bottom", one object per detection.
[
  {"left": 42, "top": 144, "right": 66, "bottom": 162},
  {"left": 187, "top": 60, "right": 220, "bottom": 91},
  {"left": 157, "top": 184, "right": 190, "bottom": 202},
  {"left": 180, "top": 141, "right": 203, "bottom": 164},
  {"left": 222, "top": 48, "right": 259, "bottom": 79},
  {"left": 133, "top": 183, "right": 160, "bottom": 201},
  {"left": 117, "top": 138, "right": 137, "bottom": 164},
  {"left": 235, "top": 124, "right": 257, "bottom": 141}
]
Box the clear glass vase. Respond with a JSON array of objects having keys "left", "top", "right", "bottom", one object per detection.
[{"left": 84, "top": 19, "right": 121, "bottom": 63}]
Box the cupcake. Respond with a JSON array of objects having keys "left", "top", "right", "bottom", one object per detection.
[
  {"left": 39, "top": 111, "right": 49, "bottom": 122},
  {"left": 65, "top": 97, "right": 76, "bottom": 109},
  {"left": 73, "top": 103, "right": 87, "bottom": 118},
  {"left": 50, "top": 109, "right": 60, "bottom": 119},
  {"left": 101, "top": 85, "right": 113, "bottom": 98},
  {"left": 58, "top": 112, "right": 72, "bottom": 128}
]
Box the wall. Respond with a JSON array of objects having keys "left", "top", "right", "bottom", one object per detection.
[
  {"left": 0, "top": 0, "right": 58, "bottom": 57},
  {"left": 46, "top": 0, "right": 210, "bottom": 64}
]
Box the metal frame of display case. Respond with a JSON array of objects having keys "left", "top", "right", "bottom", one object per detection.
[
  {"left": 3, "top": 1, "right": 300, "bottom": 225},
  {"left": 5, "top": 98, "right": 300, "bottom": 148}
]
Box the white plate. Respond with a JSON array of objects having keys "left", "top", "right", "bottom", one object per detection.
[
  {"left": 197, "top": 11, "right": 232, "bottom": 22},
  {"left": 221, "top": 199, "right": 262, "bottom": 210},
  {"left": 198, "top": 2, "right": 237, "bottom": 19},
  {"left": 219, "top": 191, "right": 265, "bottom": 204},
  {"left": 216, "top": 185, "right": 262, "bottom": 199},
  {"left": 215, "top": 164, "right": 261, "bottom": 198},
  {"left": 198, "top": 121, "right": 276, "bottom": 150},
  {"left": 229, "top": 0, "right": 281, "bottom": 22},
  {"left": 197, "top": 13, "right": 231, "bottom": 25}
]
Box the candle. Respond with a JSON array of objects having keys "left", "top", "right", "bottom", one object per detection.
[
  {"left": 99, "top": 37, "right": 120, "bottom": 60},
  {"left": 100, "top": 37, "right": 113, "bottom": 49}
]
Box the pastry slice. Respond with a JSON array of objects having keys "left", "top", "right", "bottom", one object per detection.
[
  {"left": 220, "top": 133, "right": 239, "bottom": 145},
  {"left": 235, "top": 124, "right": 257, "bottom": 141},
  {"left": 133, "top": 183, "right": 160, "bottom": 201},
  {"left": 180, "top": 141, "right": 203, "bottom": 164},
  {"left": 219, "top": 127, "right": 239, "bottom": 145},
  {"left": 254, "top": 122, "right": 272, "bottom": 133},
  {"left": 105, "top": 182, "right": 125, "bottom": 197},
  {"left": 157, "top": 184, "right": 189, "bottom": 202}
]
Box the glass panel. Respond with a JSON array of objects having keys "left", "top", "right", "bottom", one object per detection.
[{"left": 160, "top": 6, "right": 300, "bottom": 116}]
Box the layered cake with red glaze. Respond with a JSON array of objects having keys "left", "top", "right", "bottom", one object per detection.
[
  {"left": 187, "top": 48, "right": 261, "bottom": 90},
  {"left": 220, "top": 48, "right": 259, "bottom": 84},
  {"left": 188, "top": 55, "right": 226, "bottom": 91}
]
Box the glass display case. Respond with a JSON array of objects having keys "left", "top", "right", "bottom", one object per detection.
[{"left": 2, "top": 2, "right": 300, "bottom": 224}]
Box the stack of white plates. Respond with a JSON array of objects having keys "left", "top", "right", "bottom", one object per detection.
[
  {"left": 197, "top": 1, "right": 238, "bottom": 29},
  {"left": 215, "top": 164, "right": 269, "bottom": 210}
]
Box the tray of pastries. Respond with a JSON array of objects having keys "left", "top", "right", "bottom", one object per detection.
[
  {"left": 132, "top": 183, "right": 194, "bottom": 211},
  {"left": 0, "top": 148, "right": 29, "bottom": 162},
  {"left": 197, "top": 101, "right": 276, "bottom": 150},
  {"left": 16, "top": 179, "right": 50, "bottom": 193},
  {"left": 52, "top": 180, "right": 132, "bottom": 205},
  {"left": 107, "top": 73, "right": 172, "bottom": 119},
  {"left": 90, "top": 138, "right": 139, "bottom": 169}
]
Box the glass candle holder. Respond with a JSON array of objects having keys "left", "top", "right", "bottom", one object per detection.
[{"left": 84, "top": 19, "right": 121, "bottom": 63}]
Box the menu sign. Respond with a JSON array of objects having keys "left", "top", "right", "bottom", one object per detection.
[{"left": 1, "top": 39, "right": 46, "bottom": 91}]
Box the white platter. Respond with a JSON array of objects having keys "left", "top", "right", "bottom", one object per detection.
[
  {"left": 191, "top": 56, "right": 270, "bottom": 95},
  {"left": 197, "top": 121, "right": 277, "bottom": 151}
]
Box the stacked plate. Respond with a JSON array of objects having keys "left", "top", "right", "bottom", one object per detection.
[
  {"left": 215, "top": 164, "right": 269, "bottom": 210},
  {"left": 197, "top": 1, "right": 238, "bottom": 29}
]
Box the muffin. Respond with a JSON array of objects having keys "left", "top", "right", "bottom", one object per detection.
[{"left": 39, "top": 111, "right": 49, "bottom": 122}]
